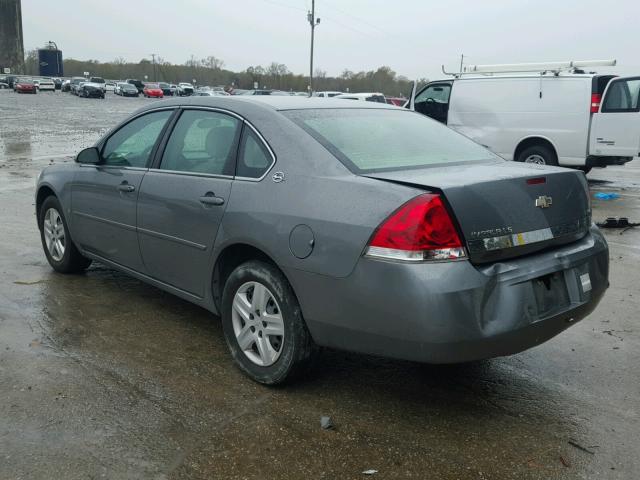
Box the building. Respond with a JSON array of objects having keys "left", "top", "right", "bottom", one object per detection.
[{"left": 0, "top": 0, "right": 25, "bottom": 74}]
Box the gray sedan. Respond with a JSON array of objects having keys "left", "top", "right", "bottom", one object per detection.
[{"left": 35, "top": 97, "right": 609, "bottom": 384}]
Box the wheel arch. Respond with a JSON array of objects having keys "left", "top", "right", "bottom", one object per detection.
[
  {"left": 513, "top": 136, "right": 558, "bottom": 163},
  {"left": 211, "top": 243, "right": 298, "bottom": 314},
  {"left": 36, "top": 184, "right": 57, "bottom": 227}
]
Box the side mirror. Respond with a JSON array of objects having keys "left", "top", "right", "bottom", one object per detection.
[{"left": 76, "top": 147, "right": 100, "bottom": 164}]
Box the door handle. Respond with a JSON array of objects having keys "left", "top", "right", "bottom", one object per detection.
[
  {"left": 118, "top": 183, "right": 135, "bottom": 193},
  {"left": 199, "top": 192, "right": 225, "bottom": 206}
]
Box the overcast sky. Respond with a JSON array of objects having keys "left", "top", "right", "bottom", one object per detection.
[{"left": 22, "top": 0, "right": 639, "bottom": 80}]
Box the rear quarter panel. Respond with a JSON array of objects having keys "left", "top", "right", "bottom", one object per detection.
[{"left": 214, "top": 111, "right": 423, "bottom": 278}]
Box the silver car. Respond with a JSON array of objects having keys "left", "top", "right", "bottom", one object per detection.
[{"left": 36, "top": 97, "right": 609, "bottom": 384}]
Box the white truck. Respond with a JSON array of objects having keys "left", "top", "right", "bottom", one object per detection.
[{"left": 409, "top": 60, "right": 639, "bottom": 172}]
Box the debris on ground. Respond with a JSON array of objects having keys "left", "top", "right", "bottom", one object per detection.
[
  {"left": 560, "top": 455, "right": 571, "bottom": 467},
  {"left": 568, "top": 439, "right": 596, "bottom": 455},
  {"left": 362, "top": 469, "right": 378, "bottom": 475},
  {"left": 13, "top": 279, "right": 45, "bottom": 285},
  {"left": 320, "top": 416, "right": 335, "bottom": 430},
  {"left": 594, "top": 192, "right": 620, "bottom": 200}
]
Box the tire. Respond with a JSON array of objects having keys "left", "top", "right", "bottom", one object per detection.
[
  {"left": 221, "top": 260, "right": 317, "bottom": 385},
  {"left": 516, "top": 144, "right": 558, "bottom": 166},
  {"left": 39, "top": 196, "right": 92, "bottom": 274}
]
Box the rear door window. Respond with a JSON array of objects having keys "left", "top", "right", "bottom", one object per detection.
[
  {"left": 160, "top": 110, "right": 240, "bottom": 176},
  {"left": 602, "top": 78, "right": 640, "bottom": 112}
]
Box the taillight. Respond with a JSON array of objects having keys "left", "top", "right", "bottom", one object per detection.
[
  {"left": 365, "top": 194, "right": 466, "bottom": 262},
  {"left": 590, "top": 93, "right": 602, "bottom": 113}
]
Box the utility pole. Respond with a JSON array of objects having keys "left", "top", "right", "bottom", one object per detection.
[
  {"left": 307, "top": 0, "right": 320, "bottom": 96},
  {"left": 150, "top": 53, "right": 157, "bottom": 81},
  {"left": 459, "top": 53, "right": 464, "bottom": 75}
]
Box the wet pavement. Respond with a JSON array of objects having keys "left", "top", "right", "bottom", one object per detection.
[{"left": 0, "top": 90, "right": 639, "bottom": 479}]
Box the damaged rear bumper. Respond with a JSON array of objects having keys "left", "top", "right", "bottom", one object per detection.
[{"left": 290, "top": 226, "right": 609, "bottom": 363}]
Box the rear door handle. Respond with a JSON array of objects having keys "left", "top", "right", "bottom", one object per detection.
[
  {"left": 118, "top": 183, "right": 135, "bottom": 193},
  {"left": 199, "top": 192, "right": 225, "bottom": 206}
]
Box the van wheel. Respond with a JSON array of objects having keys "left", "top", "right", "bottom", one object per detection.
[
  {"left": 516, "top": 145, "right": 558, "bottom": 166},
  {"left": 221, "top": 260, "right": 317, "bottom": 385}
]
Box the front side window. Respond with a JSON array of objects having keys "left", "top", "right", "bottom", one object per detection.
[
  {"left": 237, "top": 128, "right": 273, "bottom": 178},
  {"left": 415, "top": 84, "right": 451, "bottom": 104},
  {"left": 160, "top": 110, "right": 240, "bottom": 175},
  {"left": 602, "top": 78, "right": 640, "bottom": 112},
  {"left": 284, "top": 108, "right": 499, "bottom": 173},
  {"left": 102, "top": 110, "right": 172, "bottom": 167}
]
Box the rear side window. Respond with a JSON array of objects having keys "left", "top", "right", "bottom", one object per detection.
[
  {"left": 102, "top": 110, "right": 172, "bottom": 167},
  {"left": 602, "top": 78, "right": 640, "bottom": 112},
  {"left": 284, "top": 108, "right": 499, "bottom": 173},
  {"left": 160, "top": 110, "right": 240, "bottom": 176},
  {"left": 236, "top": 128, "right": 273, "bottom": 178}
]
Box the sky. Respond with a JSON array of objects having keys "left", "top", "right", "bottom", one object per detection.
[{"left": 22, "top": 0, "right": 640, "bottom": 80}]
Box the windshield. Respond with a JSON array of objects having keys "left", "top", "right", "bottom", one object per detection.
[{"left": 283, "top": 109, "right": 501, "bottom": 173}]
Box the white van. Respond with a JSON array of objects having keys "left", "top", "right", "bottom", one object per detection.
[{"left": 409, "top": 61, "right": 639, "bottom": 172}]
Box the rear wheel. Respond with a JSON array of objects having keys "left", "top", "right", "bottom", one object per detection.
[
  {"left": 39, "top": 196, "right": 92, "bottom": 273},
  {"left": 516, "top": 144, "right": 558, "bottom": 166},
  {"left": 221, "top": 260, "right": 317, "bottom": 385}
]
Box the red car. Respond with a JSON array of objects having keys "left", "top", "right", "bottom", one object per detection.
[
  {"left": 14, "top": 78, "right": 37, "bottom": 94},
  {"left": 143, "top": 83, "right": 164, "bottom": 98},
  {"left": 386, "top": 97, "right": 407, "bottom": 106}
]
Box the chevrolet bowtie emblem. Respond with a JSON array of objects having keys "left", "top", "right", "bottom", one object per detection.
[{"left": 535, "top": 195, "right": 553, "bottom": 208}]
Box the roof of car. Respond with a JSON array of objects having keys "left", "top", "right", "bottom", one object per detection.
[{"left": 138, "top": 95, "right": 399, "bottom": 113}]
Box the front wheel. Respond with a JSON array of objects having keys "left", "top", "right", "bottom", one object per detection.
[
  {"left": 516, "top": 145, "right": 558, "bottom": 166},
  {"left": 39, "top": 196, "right": 92, "bottom": 273},
  {"left": 221, "top": 260, "right": 317, "bottom": 385}
]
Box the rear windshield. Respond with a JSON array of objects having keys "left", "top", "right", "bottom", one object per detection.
[{"left": 283, "top": 109, "right": 500, "bottom": 173}]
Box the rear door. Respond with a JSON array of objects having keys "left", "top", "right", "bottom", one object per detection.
[
  {"left": 136, "top": 108, "right": 241, "bottom": 297},
  {"left": 590, "top": 76, "right": 640, "bottom": 157}
]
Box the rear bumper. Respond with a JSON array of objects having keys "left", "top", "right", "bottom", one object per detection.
[{"left": 289, "top": 226, "right": 609, "bottom": 363}]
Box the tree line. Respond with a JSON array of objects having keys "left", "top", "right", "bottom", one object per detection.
[{"left": 23, "top": 50, "right": 426, "bottom": 96}]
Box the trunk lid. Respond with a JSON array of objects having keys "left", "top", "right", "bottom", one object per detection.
[{"left": 364, "top": 161, "right": 591, "bottom": 263}]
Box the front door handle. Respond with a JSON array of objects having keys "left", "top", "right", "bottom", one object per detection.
[
  {"left": 199, "top": 192, "right": 225, "bottom": 206},
  {"left": 118, "top": 182, "right": 135, "bottom": 193}
]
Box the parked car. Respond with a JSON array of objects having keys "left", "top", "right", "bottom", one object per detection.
[
  {"left": 116, "top": 82, "right": 139, "bottom": 97},
  {"left": 35, "top": 96, "right": 609, "bottom": 385},
  {"left": 61, "top": 79, "right": 71, "bottom": 92},
  {"left": 36, "top": 78, "right": 56, "bottom": 92},
  {"left": 334, "top": 92, "right": 387, "bottom": 103},
  {"left": 313, "top": 91, "right": 342, "bottom": 97},
  {"left": 126, "top": 79, "right": 145, "bottom": 94},
  {"left": 230, "top": 89, "right": 248, "bottom": 95},
  {"left": 143, "top": 83, "right": 164, "bottom": 98},
  {"left": 78, "top": 82, "right": 106, "bottom": 98},
  {"left": 158, "top": 82, "right": 174, "bottom": 96},
  {"left": 239, "top": 89, "right": 274, "bottom": 96},
  {"left": 5, "top": 75, "right": 18, "bottom": 89},
  {"left": 408, "top": 60, "right": 638, "bottom": 172},
  {"left": 14, "top": 78, "right": 37, "bottom": 94},
  {"left": 177, "top": 82, "right": 195, "bottom": 96},
  {"left": 90, "top": 77, "right": 107, "bottom": 93},
  {"left": 194, "top": 90, "right": 230, "bottom": 96},
  {"left": 386, "top": 97, "right": 407, "bottom": 106},
  {"left": 0, "top": 82, "right": 9, "bottom": 89},
  {"left": 105, "top": 82, "right": 116, "bottom": 92},
  {"left": 69, "top": 77, "right": 87, "bottom": 95},
  {"left": 52, "top": 78, "right": 62, "bottom": 90}
]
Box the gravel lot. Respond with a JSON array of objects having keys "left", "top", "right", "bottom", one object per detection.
[{"left": 0, "top": 90, "right": 639, "bottom": 480}]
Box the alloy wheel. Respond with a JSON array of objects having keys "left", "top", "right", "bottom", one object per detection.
[
  {"left": 231, "top": 281, "right": 285, "bottom": 366},
  {"left": 525, "top": 154, "right": 546, "bottom": 164},
  {"left": 43, "top": 208, "right": 66, "bottom": 261}
]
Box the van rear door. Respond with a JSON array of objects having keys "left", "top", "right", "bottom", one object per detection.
[{"left": 590, "top": 76, "right": 640, "bottom": 158}]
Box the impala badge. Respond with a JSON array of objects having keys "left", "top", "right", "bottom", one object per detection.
[{"left": 535, "top": 195, "right": 553, "bottom": 208}]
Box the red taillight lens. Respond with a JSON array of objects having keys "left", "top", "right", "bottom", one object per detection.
[
  {"left": 590, "top": 93, "right": 602, "bottom": 113},
  {"left": 366, "top": 194, "right": 466, "bottom": 261}
]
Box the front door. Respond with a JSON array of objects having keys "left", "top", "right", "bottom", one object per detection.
[
  {"left": 413, "top": 82, "right": 452, "bottom": 124},
  {"left": 71, "top": 109, "right": 174, "bottom": 271},
  {"left": 590, "top": 76, "right": 640, "bottom": 158},
  {"left": 137, "top": 109, "right": 241, "bottom": 297}
]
